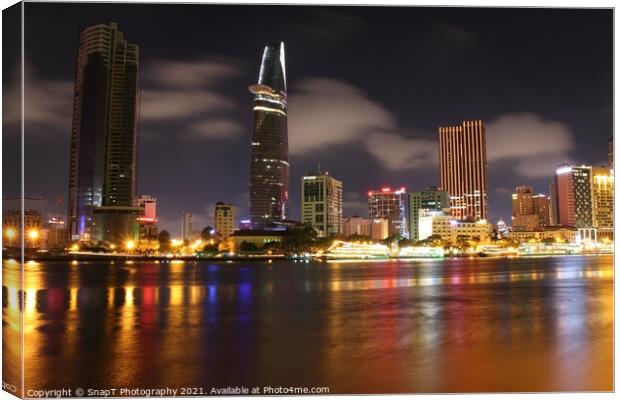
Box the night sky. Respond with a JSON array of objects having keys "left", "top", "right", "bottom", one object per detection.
[{"left": 2, "top": 4, "right": 613, "bottom": 236}]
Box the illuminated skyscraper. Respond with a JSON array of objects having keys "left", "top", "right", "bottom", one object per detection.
[
  {"left": 301, "top": 172, "right": 343, "bottom": 237},
  {"left": 368, "top": 187, "right": 408, "bottom": 238},
  {"left": 591, "top": 167, "right": 614, "bottom": 237},
  {"left": 67, "top": 23, "right": 140, "bottom": 242},
  {"left": 555, "top": 164, "right": 593, "bottom": 229},
  {"left": 248, "top": 42, "right": 289, "bottom": 229},
  {"left": 438, "top": 120, "right": 489, "bottom": 221}
]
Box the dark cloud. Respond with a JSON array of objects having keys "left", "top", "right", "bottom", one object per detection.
[
  {"left": 288, "top": 77, "right": 394, "bottom": 154},
  {"left": 5, "top": 66, "right": 73, "bottom": 131},
  {"left": 142, "top": 56, "right": 246, "bottom": 88},
  {"left": 188, "top": 119, "right": 245, "bottom": 139},
  {"left": 486, "top": 113, "right": 575, "bottom": 177},
  {"left": 140, "top": 56, "right": 245, "bottom": 129}
]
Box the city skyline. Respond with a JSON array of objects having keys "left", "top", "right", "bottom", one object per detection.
[{"left": 3, "top": 5, "right": 612, "bottom": 236}]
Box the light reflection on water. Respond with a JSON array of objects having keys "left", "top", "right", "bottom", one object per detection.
[{"left": 2, "top": 255, "right": 613, "bottom": 394}]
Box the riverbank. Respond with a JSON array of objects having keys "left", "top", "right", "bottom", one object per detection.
[
  {"left": 3, "top": 252, "right": 286, "bottom": 262},
  {"left": 2, "top": 251, "right": 612, "bottom": 263}
]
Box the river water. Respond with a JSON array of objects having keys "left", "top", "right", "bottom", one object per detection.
[{"left": 2, "top": 255, "right": 613, "bottom": 394}]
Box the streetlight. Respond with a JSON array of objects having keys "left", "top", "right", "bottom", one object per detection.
[
  {"left": 125, "top": 240, "right": 135, "bottom": 252},
  {"left": 4, "top": 227, "right": 17, "bottom": 247},
  {"left": 28, "top": 229, "right": 39, "bottom": 249}
]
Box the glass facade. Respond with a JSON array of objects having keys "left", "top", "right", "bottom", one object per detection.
[
  {"left": 249, "top": 42, "right": 289, "bottom": 228},
  {"left": 67, "top": 23, "right": 139, "bottom": 242},
  {"left": 368, "top": 188, "right": 408, "bottom": 239}
]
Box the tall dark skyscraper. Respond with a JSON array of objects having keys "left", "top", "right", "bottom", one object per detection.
[
  {"left": 248, "top": 42, "right": 289, "bottom": 228},
  {"left": 67, "top": 23, "right": 140, "bottom": 242}
]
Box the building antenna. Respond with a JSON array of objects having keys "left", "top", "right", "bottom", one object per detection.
[{"left": 318, "top": 162, "right": 321, "bottom": 174}]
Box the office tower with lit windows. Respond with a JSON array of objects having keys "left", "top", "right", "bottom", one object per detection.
[
  {"left": 438, "top": 120, "right": 489, "bottom": 221},
  {"left": 182, "top": 211, "right": 194, "bottom": 241},
  {"left": 368, "top": 187, "right": 408, "bottom": 238},
  {"left": 511, "top": 186, "right": 538, "bottom": 231},
  {"left": 67, "top": 23, "right": 140, "bottom": 242},
  {"left": 512, "top": 186, "right": 535, "bottom": 216},
  {"left": 301, "top": 172, "right": 343, "bottom": 237},
  {"left": 408, "top": 187, "right": 449, "bottom": 242},
  {"left": 533, "top": 193, "right": 551, "bottom": 227},
  {"left": 591, "top": 167, "right": 614, "bottom": 238},
  {"left": 511, "top": 186, "right": 551, "bottom": 231},
  {"left": 215, "top": 202, "right": 236, "bottom": 239},
  {"left": 248, "top": 42, "right": 289, "bottom": 229},
  {"left": 555, "top": 164, "right": 593, "bottom": 229}
]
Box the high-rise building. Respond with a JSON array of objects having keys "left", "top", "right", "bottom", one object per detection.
[
  {"left": 512, "top": 186, "right": 535, "bottom": 216},
  {"left": 135, "top": 195, "right": 158, "bottom": 240},
  {"left": 408, "top": 187, "right": 449, "bottom": 242},
  {"left": 438, "top": 120, "right": 489, "bottom": 221},
  {"left": 215, "top": 202, "right": 236, "bottom": 239},
  {"left": 248, "top": 42, "right": 289, "bottom": 229},
  {"left": 555, "top": 164, "right": 593, "bottom": 229},
  {"left": 511, "top": 186, "right": 547, "bottom": 231},
  {"left": 301, "top": 172, "right": 343, "bottom": 237},
  {"left": 532, "top": 194, "right": 551, "bottom": 227},
  {"left": 182, "top": 212, "right": 194, "bottom": 241},
  {"left": 67, "top": 23, "right": 140, "bottom": 242},
  {"left": 368, "top": 187, "right": 408, "bottom": 238},
  {"left": 591, "top": 167, "right": 614, "bottom": 237}
]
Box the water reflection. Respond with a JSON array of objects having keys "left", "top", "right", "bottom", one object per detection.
[{"left": 2, "top": 255, "right": 613, "bottom": 393}]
